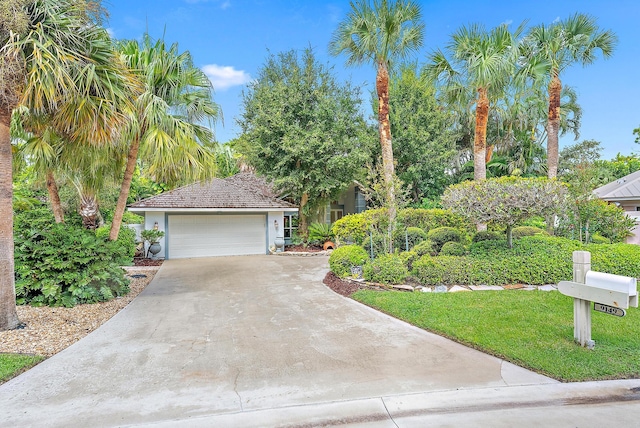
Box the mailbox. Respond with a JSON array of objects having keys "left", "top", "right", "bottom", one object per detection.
[
  {"left": 585, "top": 271, "right": 637, "bottom": 308},
  {"left": 558, "top": 271, "right": 638, "bottom": 309}
]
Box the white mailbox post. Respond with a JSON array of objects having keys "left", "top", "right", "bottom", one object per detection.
[{"left": 558, "top": 251, "right": 638, "bottom": 349}]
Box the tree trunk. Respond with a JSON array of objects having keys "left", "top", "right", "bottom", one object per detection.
[
  {"left": 547, "top": 74, "right": 562, "bottom": 179},
  {"left": 46, "top": 170, "right": 64, "bottom": 223},
  {"left": 298, "top": 192, "right": 309, "bottom": 240},
  {"left": 79, "top": 193, "right": 100, "bottom": 230},
  {"left": 474, "top": 87, "right": 489, "bottom": 232},
  {"left": 474, "top": 87, "right": 489, "bottom": 181},
  {"left": 0, "top": 112, "right": 20, "bottom": 331},
  {"left": 109, "top": 138, "right": 141, "bottom": 241},
  {"left": 376, "top": 61, "right": 396, "bottom": 252}
]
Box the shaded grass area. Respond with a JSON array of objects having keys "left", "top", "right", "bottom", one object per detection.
[
  {"left": 352, "top": 289, "right": 640, "bottom": 382},
  {"left": 0, "top": 354, "right": 45, "bottom": 384}
]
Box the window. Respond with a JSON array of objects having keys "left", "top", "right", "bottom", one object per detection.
[
  {"left": 355, "top": 188, "right": 366, "bottom": 213},
  {"left": 283, "top": 214, "right": 298, "bottom": 240}
]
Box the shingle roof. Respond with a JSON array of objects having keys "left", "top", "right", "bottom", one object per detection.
[
  {"left": 593, "top": 169, "right": 640, "bottom": 201},
  {"left": 129, "top": 173, "right": 297, "bottom": 209}
]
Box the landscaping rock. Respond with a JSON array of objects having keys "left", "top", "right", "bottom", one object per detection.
[
  {"left": 434, "top": 285, "right": 448, "bottom": 293},
  {"left": 391, "top": 284, "right": 414, "bottom": 292},
  {"left": 538, "top": 285, "right": 557, "bottom": 291},
  {"left": 449, "top": 285, "right": 471, "bottom": 293},
  {"left": 469, "top": 285, "right": 504, "bottom": 291}
]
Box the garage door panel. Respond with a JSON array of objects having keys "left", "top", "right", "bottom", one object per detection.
[{"left": 168, "top": 214, "right": 266, "bottom": 258}]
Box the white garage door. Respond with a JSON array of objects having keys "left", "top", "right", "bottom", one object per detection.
[{"left": 168, "top": 214, "right": 266, "bottom": 259}]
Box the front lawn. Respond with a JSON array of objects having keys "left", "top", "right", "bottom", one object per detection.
[
  {"left": 353, "top": 289, "right": 640, "bottom": 382},
  {"left": 0, "top": 354, "right": 44, "bottom": 383}
]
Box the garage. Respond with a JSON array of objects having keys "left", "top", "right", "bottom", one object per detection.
[
  {"left": 128, "top": 173, "right": 298, "bottom": 259},
  {"left": 168, "top": 214, "right": 266, "bottom": 258}
]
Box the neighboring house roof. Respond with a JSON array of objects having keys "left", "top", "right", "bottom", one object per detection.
[
  {"left": 593, "top": 169, "right": 640, "bottom": 202},
  {"left": 129, "top": 173, "right": 297, "bottom": 211}
]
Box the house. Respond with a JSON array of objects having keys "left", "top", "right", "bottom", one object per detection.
[
  {"left": 593, "top": 169, "right": 640, "bottom": 244},
  {"left": 128, "top": 173, "right": 298, "bottom": 259}
]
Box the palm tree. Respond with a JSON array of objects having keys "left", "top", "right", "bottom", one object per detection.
[
  {"left": 0, "top": 0, "right": 136, "bottom": 330},
  {"left": 425, "top": 23, "right": 524, "bottom": 181},
  {"left": 108, "top": 35, "right": 221, "bottom": 241},
  {"left": 329, "top": 0, "right": 424, "bottom": 239},
  {"left": 524, "top": 13, "right": 616, "bottom": 178}
]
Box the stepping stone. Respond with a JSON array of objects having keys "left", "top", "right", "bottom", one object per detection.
[
  {"left": 449, "top": 285, "right": 471, "bottom": 293},
  {"left": 469, "top": 285, "right": 504, "bottom": 291},
  {"left": 503, "top": 284, "right": 525, "bottom": 290},
  {"left": 391, "top": 284, "right": 414, "bottom": 292},
  {"left": 537, "top": 284, "right": 557, "bottom": 291}
]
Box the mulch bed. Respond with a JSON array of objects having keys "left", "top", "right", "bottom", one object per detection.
[
  {"left": 285, "top": 244, "right": 325, "bottom": 252},
  {"left": 133, "top": 258, "right": 164, "bottom": 267},
  {"left": 323, "top": 271, "right": 362, "bottom": 297}
]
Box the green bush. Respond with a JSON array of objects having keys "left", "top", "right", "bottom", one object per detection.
[
  {"left": 307, "top": 222, "right": 334, "bottom": 245},
  {"left": 393, "top": 226, "right": 427, "bottom": 251},
  {"left": 397, "top": 208, "right": 473, "bottom": 234},
  {"left": 328, "top": 245, "right": 369, "bottom": 278},
  {"left": 14, "top": 223, "right": 130, "bottom": 307},
  {"left": 363, "top": 253, "right": 408, "bottom": 284},
  {"left": 331, "top": 208, "right": 389, "bottom": 245},
  {"left": 413, "top": 235, "right": 640, "bottom": 286},
  {"left": 426, "top": 227, "right": 463, "bottom": 253},
  {"left": 122, "top": 211, "right": 144, "bottom": 224},
  {"left": 590, "top": 234, "right": 611, "bottom": 244},
  {"left": 472, "top": 231, "right": 502, "bottom": 243},
  {"left": 95, "top": 225, "right": 136, "bottom": 266},
  {"left": 512, "top": 226, "right": 547, "bottom": 238},
  {"left": 411, "top": 240, "right": 437, "bottom": 257},
  {"left": 440, "top": 241, "right": 467, "bottom": 256},
  {"left": 362, "top": 232, "right": 389, "bottom": 258}
]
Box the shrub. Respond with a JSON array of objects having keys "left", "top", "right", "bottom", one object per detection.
[
  {"left": 362, "top": 232, "right": 389, "bottom": 258},
  {"left": 397, "top": 208, "right": 473, "bottom": 234},
  {"left": 440, "top": 241, "right": 467, "bottom": 256},
  {"left": 590, "top": 234, "right": 611, "bottom": 244},
  {"left": 363, "top": 253, "right": 408, "bottom": 284},
  {"left": 512, "top": 226, "right": 547, "bottom": 238},
  {"left": 411, "top": 240, "right": 437, "bottom": 257},
  {"left": 393, "top": 226, "right": 427, "bottom": 251},
  {"left": 122, "top": 211, "right": 144, "bottom": 224},
  {"left": 472, "top": 231, "right": 502, "bottom": 243},
  {"left": 426, "top": 227, "right": 463, "bottom": 253},
  {"left": 412, "top": 255, "right": 447, "bottom": 284},
  {"left": 14, "top": 223, "right": 130, "bottom": 307},
  {"left": 95, "top": 225, "right": 136, "bottom": 266},
  {"left": 328, "top": 245, "right": 369, "bottom": 278},
  {"left": 331, "top": 208, "right": 389, "bottom": 245},
  {"left": 307, "top": 222, "right": 334, "bottom": 245}
]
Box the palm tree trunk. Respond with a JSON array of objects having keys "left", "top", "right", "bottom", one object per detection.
[
  {"left": 109, "top": 138, "right": 141, "bottom": 241},
  {"left": 376, "top": 62, "right": 396, "bottom": 251},
  {"left": 46, "top": 170, "right": 64, "bottom": 223},
  {"left": 0, "top": 112, "right": 20, "bottom": 330},
  {"left": 79, "top": 193, "right": 100, "bottom": 230},
  {"left": 547, "top": 74, "right": 562, "bottom": 179},
  {"left": 474, "top": 87, "right": 489, "bottom": 181}
]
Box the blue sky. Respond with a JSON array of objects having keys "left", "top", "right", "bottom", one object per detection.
[{"left": 104, "top": 0, "right": 639, "bottom": 160}]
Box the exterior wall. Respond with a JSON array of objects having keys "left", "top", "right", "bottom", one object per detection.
[
  {"left": 339, "top": 183, "right": 357, "bottom": 215},
  {"left": 267, "top": 211, "right": 285, "bottom": 250},
  {"left": 143, "top": 211, "right": 167, "bottom": 259}
]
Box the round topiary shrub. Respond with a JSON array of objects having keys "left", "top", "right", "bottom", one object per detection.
[
  {"left": 329, "top": 245, "right": 369, "bottom": 278},
  {"left": 512, "top": 226, "right": 548, "bottom": 239},
  {"left": 363, "top": 253, "right": 409, "bottom": 284},
  {"left": 411, "top": 254, "right": 446, "bottom": 285},
  {"left": 362, "top": 232, "right": 388, "bottom": 258},
  {"left": 393, "top": 226, "right": 428, "bottom": 252},
  {"left": 472, "top": 231, "right": 502, "bottom": 243},
  {"left": 426, "top": 227, "right": 463, "bottom": 253},
  {"left": 440, "top": 241, "right": 467, "bottom": 256},
  {"left": 590, "top": 234, "right": 611, "bottom": 244},
  {"left": 411, "top": 240, "right": 437, "bottom": 257}
]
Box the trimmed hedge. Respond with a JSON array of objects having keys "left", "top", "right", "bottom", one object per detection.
[
  {"left": 393, "top": 226, "right": 427, "bottom": 251},
  {"left": 426, "top": 227, "right": 464, "bottom": 253},
  {"left": 363, "top": 253, "right": 409, "bottom": 284},
  {"left": 328, "top": 245, "right": 369, "bottom": 278},
  {"left": 512, "top": 226, "right": 547, "bottom": 238},
  {"left": 412, "top": 235, "right": 640, "bottom": 286},
  {"left": 440, "top": 241, "right": 467, "bottom": 256},
  {"left": 472, "top": 231, "right": 502, "bottom": 243}
]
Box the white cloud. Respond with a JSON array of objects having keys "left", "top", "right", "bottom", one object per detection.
[
  {"left": 106, "top": 27, "right": 115, "bottom": 38},
  {"left": 202, "top": 64, "right": 251, "bottom": 90},
  {"left": 184, "top": 0, "right": 231, "bottom": 8}
]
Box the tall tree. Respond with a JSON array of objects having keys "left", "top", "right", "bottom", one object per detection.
[
  {"left": 108, "top": 35, "right": 221, "bottom": 241},
  {"left": 524, "top": 13, "right": 616, "bottom": 178},
  {"left": 0, "top": 0, "right": 135, "bottom": 330},
  {"left": 237, "top": 47, "right": 373, "bottom": 236},
  {"left": 387, "top": 65, "right": 456, "bottom": 202},
  {"left": 425, "top": 22, "right": 523, "bottom": 182},
  {"left": 329, "top": 0, "right": 424, "bottom": 234}
]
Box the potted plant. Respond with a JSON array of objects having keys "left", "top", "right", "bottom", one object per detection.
[
  {"left": 141, "top": 229, "right": 165, "bottom": 259},
  {"left": 307, "top": 222, "right": 336, "bottom": 250}
]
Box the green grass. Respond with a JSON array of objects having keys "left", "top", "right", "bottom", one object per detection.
[
  {"left": 0, "top": 354, "right": 44, "bottom": 383},
  {"left": 353, "top": 289, "right": 640, "bottom": 382}
]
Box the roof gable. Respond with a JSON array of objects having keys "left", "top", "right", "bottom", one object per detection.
[
  {"left": 594, "top": 169, "right": 640, "bottom": 201},
  {"left": 129, "top": 173, "right": 297, "bottom": 210}
]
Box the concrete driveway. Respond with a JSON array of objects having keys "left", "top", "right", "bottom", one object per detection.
[{"left": 0, "top": 255, "right": 610, "bottom": 427}]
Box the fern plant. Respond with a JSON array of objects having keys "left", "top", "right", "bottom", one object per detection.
[{"left": 307, "top": 222, "right": 334, "bottom": 245}]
